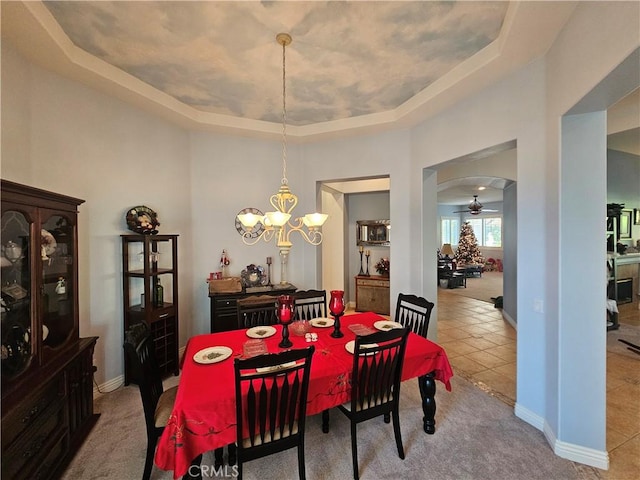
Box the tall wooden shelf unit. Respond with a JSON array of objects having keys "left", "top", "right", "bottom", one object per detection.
[
  {"left": 1, "top": 180, "right": 98, "bottom": 480},
  {"left": 121, "top": 234, "right": 179, "bottom": 385}
]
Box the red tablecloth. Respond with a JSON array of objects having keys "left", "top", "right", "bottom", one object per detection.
[{"left": 155, "top": 312, "right": 453, "bottom": 478}]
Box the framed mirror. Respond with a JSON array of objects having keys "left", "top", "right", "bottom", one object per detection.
[{"left": 357, "top": 220, "right": 390, "bottom": 246}]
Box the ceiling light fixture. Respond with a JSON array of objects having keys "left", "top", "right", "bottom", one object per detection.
[{"left": 236, "top": 33, "right": 328, "bottom": 285}]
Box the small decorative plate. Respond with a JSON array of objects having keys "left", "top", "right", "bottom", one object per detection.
[
  {"left": 41, "top": 229, "right": 57, "bottom": 256},
  {"left": 256, "top": 361, "right": 297, "bottom": 373},
  {"left": 193, "top": 346, "right": 233, "bottom": 364},
  {"left": 345, "top": 340, "right": 378, "bottom": 355},
  {"left": 246, "top": 326, "right": 276, "bottom": 339},
  {"left": 126, "top": 206, "right": 160, "bottom": 235},
  {"left": 373, "top": 320, "right": 404, "bottom": 331},
  {"left": 310, "top": 317, "right": 334, "bottom": 328}
]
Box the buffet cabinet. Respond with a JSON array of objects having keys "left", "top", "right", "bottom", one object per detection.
[
  {"left": 1, "top": 180, "right": 99, "bottom": 480},
  {"left": 209, "top": 286, "right": 297, "bottom": 333},
  {"left": 355, "top": 275, "right": 390, "bottom": 315},
  {"left": 121, "top": 234, "right": 179, "bottom": 385}
]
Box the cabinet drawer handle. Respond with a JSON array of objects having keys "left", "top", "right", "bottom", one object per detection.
[
  {"left": 22, "top": 406, "right": 40, "bottom": 424},
  {"left": 22, "top": 438, "right": 44, "bottom": 458},
  {"left": 159, "top": 313, "right": 169, "bottom": 318}
]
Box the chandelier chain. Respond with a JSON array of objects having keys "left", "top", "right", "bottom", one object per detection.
[{"left": 281, "top": 36, "right": 288, "bottom": 186}]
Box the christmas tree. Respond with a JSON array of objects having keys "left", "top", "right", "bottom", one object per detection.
[{"left": 455, "top": 222, "right": 484, "bottom": 265}]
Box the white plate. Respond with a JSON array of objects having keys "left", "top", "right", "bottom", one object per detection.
[
  {"left": 246, "top": 325, "right": 276, "bottom": 339},
  {"left": 193, "top": 346, "right": 233, "bottom": 364},
  {"left": 256, "top": 361, "right": 297, "bottom": 373},
  {"left": 310, "top": 317, "right": 334, "bottom": 328},
  {"left": 373, "top": 320, "right": 403, "bottom": 331},
  {"left": 345, "top": 340, "right": 379, "bottom": 355}
]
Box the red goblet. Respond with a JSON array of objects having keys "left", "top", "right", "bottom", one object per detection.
[
  {"left": 277, "top": 295, "right": 294, "bottom": 348},
  {"left": 329, "top": 290, "right": 345, "bottom": 338}
]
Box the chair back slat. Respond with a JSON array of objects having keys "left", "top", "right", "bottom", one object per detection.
[
  {"left": 395, "top": 293, "right": 434, "bottom": 338},
  {"left": 237, "top": 295, "right": 279, "bottom": 329},
  {"left": 293, "top": 289, "right": 327, "bottom": 320},
  {"left": 351, "top": 329, "right": 408, "bottom": 414},
  {"left": 234, "top": 347, "right": 314, "bottom": 454}
]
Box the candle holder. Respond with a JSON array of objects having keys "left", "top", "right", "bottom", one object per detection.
[
  {"left": 329, "top": 290, "right": 345, "bottom": 338},
  {"left": 365, "top": 251, "right": 371, "bottom": 276},
  {"left": 358, "top": 248, "right": 365, "bottom": 276},
  {"left": 266, "top": 256, "right": 273, "bottom": 286},
  {"left": 277, "top": 295, "right": 294, "bottom": 348}
]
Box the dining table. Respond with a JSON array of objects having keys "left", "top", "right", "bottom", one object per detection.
[{"left": 154, "top": 311, "right": 454, "bottom": 479}]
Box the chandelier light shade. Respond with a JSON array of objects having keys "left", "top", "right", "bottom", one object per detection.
[{"left": 236, "top": 33, "right": 328, "bottom": 285}]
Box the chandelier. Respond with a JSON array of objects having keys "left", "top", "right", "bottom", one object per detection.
[{"left": 236, "top": 33, "right": 328, "bottom": 285}]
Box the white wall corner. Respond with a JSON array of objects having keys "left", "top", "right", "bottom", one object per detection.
[{"left": 501, "top": 310, "right": 517, "bottom": 329}]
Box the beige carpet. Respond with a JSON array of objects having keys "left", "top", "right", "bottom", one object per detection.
[
  {"left": 441, "top": 271, "right": 503, "bottom": 304},
  {"left": 61, "top": 374, "right": 599, "bottom": 480}
]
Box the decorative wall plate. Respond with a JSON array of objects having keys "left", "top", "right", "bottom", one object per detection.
[
  {"left": 126, "top": 206, "right": 160, "bottom": 234},
  {"left": 235, "top": 208, "right": 265, "bottom": 239}
]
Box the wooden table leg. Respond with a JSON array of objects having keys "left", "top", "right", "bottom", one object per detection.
[
  {"left": 182, "top": 454, "right": 202, "bottom": 479},
  {"left": 418, "top": 372, "right": 436, "bottom": 434},
  {"left": 322, "top": 409, "right": 330, "bottom": 433},
  {"left": 213, "top": 448, "right": 223, "bottom": 469}
]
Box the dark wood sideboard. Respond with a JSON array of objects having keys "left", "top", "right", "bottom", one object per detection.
[{"left": 209, "top": 285, "right": 297, "bottom": 332}]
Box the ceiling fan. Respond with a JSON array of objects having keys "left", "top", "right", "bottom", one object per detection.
[{"left": 453, "top": 195, "right": 498, "bottom": 215}]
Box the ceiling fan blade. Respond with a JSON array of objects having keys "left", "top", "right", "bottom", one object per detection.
[{"left": 451, "top": 208, "right": 499, "bottom": 214}]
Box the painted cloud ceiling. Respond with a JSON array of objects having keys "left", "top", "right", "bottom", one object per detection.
[{"left": 43, "top": 1, "right": 508, "bottom": 126}]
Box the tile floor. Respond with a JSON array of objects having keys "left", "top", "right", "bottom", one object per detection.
[{"left": 436, "top": 289, "right": 640, "bottom": 480}]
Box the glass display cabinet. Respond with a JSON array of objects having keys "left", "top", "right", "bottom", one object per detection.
[{"left": 1, "top": 180, "right": 98, "bottom": 480}]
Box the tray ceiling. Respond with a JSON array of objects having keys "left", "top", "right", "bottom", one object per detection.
[{"left": 2, "top": 1, "right": 577, "bottom": 139}]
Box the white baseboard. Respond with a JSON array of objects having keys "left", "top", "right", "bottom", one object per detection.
[
  {"left": 94, "top": 347, "right": 186, "bottom": 398},
  {"left": 553, "top": 433, "right": 609, "bottom": 470},
  {"left": 515, "top": 402, "right": 544, "bottom": 430},
  {"left": 501, "top": 310, "right": 517, "bottom": 329},
  {"left": 516, "top": 404, "right": 609, "bottom": 470},
  {"left": 93, "top": 374, "right": 124, "bottom": 398}
]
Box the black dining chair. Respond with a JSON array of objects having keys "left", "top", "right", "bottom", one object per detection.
[
  {"left": 236, "top": 295, "right": 279, "bottom": 329},
  {"left": 395, "top": 293, "right": 434, "bottom": 338},
  {"left": 123, "top": 322, "right": 179, "bottom": 480},
  {"left": 293, "top": 289, "right": 327, "bottom": 320},
  {"left": 234, "top": 346, "right": 315, "bottom": 480},
  {"left": 335, "top": 328, "right": 409, "bottom": 480}
]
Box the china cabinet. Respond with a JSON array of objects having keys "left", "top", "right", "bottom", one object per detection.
[
  {"left": 121, "top": 234, "right": 179, "bottom": 385},
  {"left": 355, "top": 275, "right": 390, "bottom": 315},
  {"left": 1, "top": 179, "right": 98, "bottom": 480}
]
